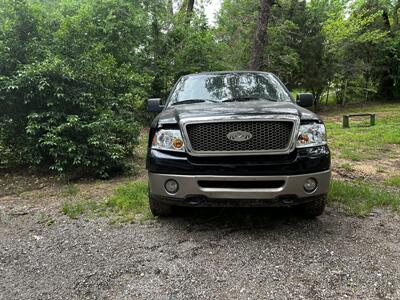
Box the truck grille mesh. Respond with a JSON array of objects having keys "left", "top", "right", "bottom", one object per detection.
[{"left": 185, "top": 121, "right": 294, "bottom": 153}]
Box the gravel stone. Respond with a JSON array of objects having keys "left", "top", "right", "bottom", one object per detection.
[{"left": 1, "top": 207, "right": 400, "bottom": 299}]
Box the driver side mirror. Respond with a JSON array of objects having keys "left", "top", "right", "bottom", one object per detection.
[
  {"left": 147, "top": 98, "right": 164, "bottom": 113},
  {"left": 296, "top": 93, "right": 314, "bottom": 108}
]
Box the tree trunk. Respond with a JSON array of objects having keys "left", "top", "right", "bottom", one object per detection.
[
  {"left": 248, "top": 0, "right": 273, "bottom": 70},
  {"left": 325, "top": 84, "right": 330, "bottom": 105},
  {"left": 393, "top": 1, "right": 400, "bottom": 31},
  {"left": 181, "top": 0, "right": 195, "bottom": 24},
  {"left": 365, "top": 73, "right": 370, "bottom": 104},
  {"left": 379, "top": 8, "right": 396, "bottom": 100},
  {"left": 179, "top": 0, "right": 194, "bottom": 14},
  {"left": 313, "top": 89, "right": 322, "bottom": 112},
  {"left": 288, "top": 0, "right": 297, "bottom": 19},
  {"left": 187, "top": 0, "right": 195, "bottom": 14},
  {"left": 382, "top": 10, "right": 391, "bottom": 31},
  {"left": 342, "top": 80, "right": 348, "bottom": 107},
  {"left": 150, "top": 8, "right": 163, "bottom": 96},
  {"left": 168, "top": 0, "right": 174, "bottom": 15}
]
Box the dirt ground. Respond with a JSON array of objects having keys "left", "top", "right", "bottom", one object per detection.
[{"left": 1, "top": 171, "right": 400, "bottom": 299}]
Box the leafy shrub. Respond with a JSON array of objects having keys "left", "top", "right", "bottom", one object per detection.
[
  {"left": 0, "top": 0, "right": 152, "bottom": 177},
  {"left": 0, "top": 53, "right": 150, "bottom": 177}
]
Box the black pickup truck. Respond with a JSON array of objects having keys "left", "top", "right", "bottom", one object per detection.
[{"left": 146, "top": 71, "right": 331, "bottom": 218}]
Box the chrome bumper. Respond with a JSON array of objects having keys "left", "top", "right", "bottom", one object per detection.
[{"left": 148, "top": 170, "right": 331, "bottom": 200}]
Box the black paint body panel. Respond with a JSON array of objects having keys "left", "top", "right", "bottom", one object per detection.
[{"left": 146, "top": 145, "right": 330, "bottom": 176}]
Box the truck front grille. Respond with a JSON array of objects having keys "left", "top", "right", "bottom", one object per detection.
[{"left": 185, "top": 120, "right": 294, "bottom": 154}]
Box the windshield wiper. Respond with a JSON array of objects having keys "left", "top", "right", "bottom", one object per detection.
[
  {"left": 171, "top": 99, "right": 218, "bottom": 106},
  {"left": 221, "top": 96, "right": 278, "bottom": 103}
]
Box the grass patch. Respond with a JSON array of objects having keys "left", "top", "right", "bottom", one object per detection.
[
  {"left": 61, "top": 184, "right": 79, "bottom": 197},
  {"left": 328, "top": 180, "right": 400, "bottom": 217},
  {"left": 105, "top": 181, "right": 149, "bottom": 212},
  {"left": 61, "top": 199, "right": 99, "bottom": 219},
  {"left": 384, "top": 176, "right": 400, "bottom": 187},
  {"left": 324, "top": 104, "right": 400, "bottom": 161},
  {"left": 36, "top": 212, "right": 55, "bottom": 226},
  {"left": 61, "top": 180, "right": 151, "bottom": 222},
  {"left": 376, "top": 167, "right": 386, "bottom": 173},
  {"left": 339, "top": 162, "right": 353, "bottom": 171}
]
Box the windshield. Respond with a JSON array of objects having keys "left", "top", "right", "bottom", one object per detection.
[{"left": 168, "top": 73, "right": 293, "bottom": 106}]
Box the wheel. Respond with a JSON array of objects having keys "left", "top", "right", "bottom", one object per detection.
[
  {"left": 296, "top": 196, "right": 326, "bottom": 219},
  {"left": 149, "top": 195, "right": 174, "bottom": 217}
]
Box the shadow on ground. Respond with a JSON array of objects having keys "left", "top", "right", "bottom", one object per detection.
[{"left": 160, "top": 206, "right": 322, "bottom": 232}]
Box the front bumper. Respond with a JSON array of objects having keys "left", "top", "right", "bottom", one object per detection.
[
  {"left": 149, "top": 170, "right": 331, "bottom": 207},
  {"left": 147, "top": 145, "right": 330, "bottom": 176}
]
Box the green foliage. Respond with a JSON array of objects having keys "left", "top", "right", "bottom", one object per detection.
[
  {"left": 322, "top": 0, "right": 398, "bottom": 104},
  {"left": 105, "top": 180, "right": 149, "bottom": 214},
  {"left": 217, "top": 0, "right": 400, "bottom": 104},
  {"left": 147, "top": 4, "right": 223, "bottom": 98},
  {"left": 325, "top": 104, "right": 400, "bottom": 160},
  {"left": 2, "top": 55, "right": 148, "bottom": 176},
  {"left": 216, "top": 0, "right": 335, "bottom": 104},
  {"left": 62, "top": 184, "right": 79, "bottom": 197},
  {"left": 339, "top": 163, "right": 353, "bottom": 171},
  {"left": 62, "top": 199, "right": 99, "bottom": 219},
  {"left": 385, "top": 176, "right": 400, "bottom": 187},
  {"left": 328, "top": 180, "right": 400, "bottom": 217},
  {"left": 61, "top": 180, "right": 150, "bottom": 222},
  {"left": 0, "top": 0, "right": 154, "bottom": 176},
  {"left": 215, "top": 0, "right": 256, "bottom": 70}
]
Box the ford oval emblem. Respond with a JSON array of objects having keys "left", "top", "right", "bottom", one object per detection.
[{"left": 226, "top": 131, "right": 253, "bottom": 142}]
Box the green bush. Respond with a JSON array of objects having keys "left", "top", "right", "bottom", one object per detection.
[
  {"left": 0, "top": 54, "right": 150, "bottom": 177},
  {"left": 0, "top": 0, "right": 153, "bottom": 177}
]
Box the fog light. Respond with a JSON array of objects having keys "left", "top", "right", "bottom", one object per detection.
[
  {"left": 304, "top": 178, "right": 317, "bottom": 193},
  {"left": 165, "top": 179, "right": 179, "bottom": 194}
]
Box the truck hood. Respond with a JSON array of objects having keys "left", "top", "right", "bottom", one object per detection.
[{"left": 156, "top": 100, "right": 319, "bottom": 126}]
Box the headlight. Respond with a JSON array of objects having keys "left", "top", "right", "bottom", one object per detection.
[
  {"left": 297, "top": 123, "right": 327, "bottom": 148},
  {"left": 152, "top": 129, "right": 185, "bottom": 152}
]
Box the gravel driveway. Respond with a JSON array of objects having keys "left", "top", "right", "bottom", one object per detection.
[{"left": 1, "top": 206, "right": 400, "bottom": 299}]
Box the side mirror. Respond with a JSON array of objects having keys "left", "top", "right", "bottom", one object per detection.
[
  {"left": 147, "top": 98, "right": 164, "bottom": 113},
  {"left": 296, "top": 93, "right": 314, "bottom": 108}
]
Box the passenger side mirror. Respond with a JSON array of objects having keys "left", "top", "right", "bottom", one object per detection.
[
  {"left": 147, "top": 98, "right": 164, "bottom": 113},
  {"left": 296, "top": 93, "right": 314, "bottom": 108}
]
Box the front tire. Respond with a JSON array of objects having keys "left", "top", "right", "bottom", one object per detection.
[
  {"left": 296, "top": 196, "right": 326, "bottom": 219},
  {"left": 149, "top": 196, "right": 174, "bottom": 217}
]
